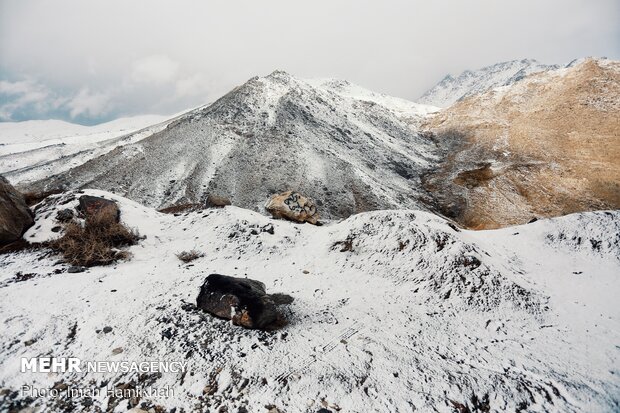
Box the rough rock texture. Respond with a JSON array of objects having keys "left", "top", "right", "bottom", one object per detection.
[
  {"left": 196, "top": 274, "right": 284, "bottom": 330},
  {"left": 77, "top": 195, "right": 120, "bottom": 221},
  {"left": 265, "top": 191, "right": 319, "bottom": 224},
  {"left": 205, "top": 195, "right": 232, "bottom": 208},
  {"left": 423, "top": 58, "right": 620, "bottom": 229},
  {"left": 0, "top": 176, "right": 34, "bottom": 245}
]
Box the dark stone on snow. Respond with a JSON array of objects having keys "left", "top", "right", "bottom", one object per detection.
[
  {"left": 196, "top": 274, "right": 290, "bottom": 330},
  {"left": 205, "top": 195, "right": 232, "bottom": 208},
  {"left": 67, "top": 266, "right": 86, "bottom": 273},
  {"left": 77, "top": 195, "right": 120, "bottom": 221}
]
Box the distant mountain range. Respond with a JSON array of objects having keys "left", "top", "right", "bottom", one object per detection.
[
  {"left": 2, "top": 58, "right": 618, "bottom": 228},
  {"left": 417, "top": 58, "right": 559, "bottom": 107}
]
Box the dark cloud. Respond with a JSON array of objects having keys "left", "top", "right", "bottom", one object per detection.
[{"left": 1, "top": 0, "right": 618, "bottom": 124}]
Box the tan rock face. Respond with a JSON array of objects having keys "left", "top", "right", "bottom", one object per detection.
[
  {"left": 423, "top": 58, "right": 620, "bottom": 229},
  {"left": 265, "top": 191, "right": 319, "bottom": 224},
  {"left": 0, "top": 175, "right": 34, "bottom": 245}
]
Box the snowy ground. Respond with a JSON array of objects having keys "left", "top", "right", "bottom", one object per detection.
[{"left": 0, "top": 190, "right": 618, "bottom": 412}]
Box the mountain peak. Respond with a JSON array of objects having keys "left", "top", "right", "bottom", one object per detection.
[{"left": 418, "top": 58, "right": 558, "bottom": 107}]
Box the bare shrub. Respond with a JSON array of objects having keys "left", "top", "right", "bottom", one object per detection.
[
  {"left": 48, "top": 208, "right": 139, "bottom": 267},
  {"left": 176, "top": 250, "right": 204, "bottom": 263},
  {"left": 21, "top": 189, "right": 63, "bottom": 207}
]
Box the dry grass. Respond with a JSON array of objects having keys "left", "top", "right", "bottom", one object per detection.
[
  {"left": 176, "top": 250, "right": 204, "bottom": 263},
  {"left": 21, "top": 189, "right": 63, "bottom": 207},
  {"left": 48, "top": 208, "right": 139, "bottom": 267}
]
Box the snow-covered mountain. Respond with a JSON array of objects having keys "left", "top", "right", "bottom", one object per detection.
[
  {"left": 0, "top": 115, "right": 174, "bottom": 184},
  {"left": 22, "top": 71, "right": 439, "bottom": 219},
  {"left": 1, "top": 189, "right": 618, "bottom": 412},
  {"left": 418, "top": 59, "right": 559, "bottom": 107}
]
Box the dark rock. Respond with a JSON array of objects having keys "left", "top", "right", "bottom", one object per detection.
[
  {"left": 56, "top": 208, "right": 74, "bottom": 222},
  {"left": 102, "top": 326, "right": 113, "bottom": 333},
  {"left": 196, "top": 274, "right": 289, "bottom": 330},
  {"left": 205, "top": 195, "right": 232, "bottom": 208},
  {"left": 261, "top": 224, "right": 275, "bottom": 234},
  {"left": 51, "top": 226, "right": 62, "bottom": 233},
  {"left": 77, "top": 195, "right": 120, "bottom": 221},
  {"left": 0, "top": 175, "right": 35, "bottom": 246},
  {"left": 527, "top": 217, "right": 538, "bottom": 224},
  {"left": 317, "top": 409, "right": 333, "bottom": 413},
  {"left": 67, "top": 266, "right": 86, "bottom": 273}
]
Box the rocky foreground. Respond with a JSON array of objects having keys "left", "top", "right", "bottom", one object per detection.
[{"left": 1, "top": 190, "right": 618, "bottom": 412}]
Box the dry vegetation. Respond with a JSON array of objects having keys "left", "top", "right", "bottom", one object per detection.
[
  {"left": 21, "top": 189, "right": 63, "bottom": 207},
  {"left": 176, "top": 249, "right": 204, "bottom": 263},
  {"left": 49, "top": 208, "right": 139, "bottom": 267}
]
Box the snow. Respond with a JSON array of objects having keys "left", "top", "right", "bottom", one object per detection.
[
  {"left": 1, "top": 190, "right": 618, "bottom": 412},
  {"left": 18, "top": 71, "right": 440, "bottom": 219},
  {"left": 0, "top": 115, "right": 173, "bottom": 186},
  {"left": 418, "top": 59, "right": 560, "bottom": 108}
]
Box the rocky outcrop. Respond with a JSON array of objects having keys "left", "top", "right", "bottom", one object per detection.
[
  {"left": 0, "top": 176, "right": 34, "bottom": 245},
  {"left": 265, "top": 191, "right": 319, "bottom": 224},
  {"left": 196, "top": 274, "right": 290, "bottom": 330},
  {"left": 77, "top": 195, "right": 120, "bottom": 221}
]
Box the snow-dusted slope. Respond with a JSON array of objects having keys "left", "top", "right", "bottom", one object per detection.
[
  {"left": 0, "top": 190, "right": 618, "bottom": 412},
  {"left": 0, "top": 115, "right": 172, "bottom": 185},
  {"left": 418, "top": 59, "right": 559, "bottom": 107},
  {"left": 25, "top": 71, "right": 439, "bottom": 219}
]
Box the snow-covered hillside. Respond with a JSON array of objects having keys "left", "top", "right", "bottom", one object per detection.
[
  {"left": 1, "top": 190, "right": 618, "bottom": 412},
  {"left": 23, "top": 71, "right": 439, "bottom": 219},
  {"left": 0, "top": 115, "right": 172, "bottom": 185},
  {"left": 418, "top": 59, "right": 559, "bottom": 107}
]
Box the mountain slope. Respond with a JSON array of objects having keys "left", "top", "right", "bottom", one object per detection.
[
  {"left": 1, "top": 190, "right": 618, "bottom": 412},
  {"left": 24, "top": 71, "right": 439, "bottom": 219},
  {"left": 0, "top": 115, "right": 174, "bottom": 184},
  {"left": 422, "top": 58, "right": 620, "bottom": 229},
  {"left": 418, "top": 59, "right": 559, "bottom": 107}
]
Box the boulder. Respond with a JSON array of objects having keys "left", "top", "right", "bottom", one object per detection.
[
  {"left": 205, "top": 195, "right": 232, "bottom": 208},
  {"left": 265, "top": 191, "right": 319, "bottom": 224},
  {"left": 0, "top": 176, "right": 35, "bottom": 246},
  {"left": 196, "top": 274, "right": 290, "bottom": 330},
  {"left": 77, "top": 195, "right": 120, "bottom": 221}
]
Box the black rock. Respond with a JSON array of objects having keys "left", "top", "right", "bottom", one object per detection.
[
  {"left": 102, "top": 326, "right": 113, "bottom": 333},
  {"left": 67, "top": 266, "right": 86, "bottom": 273},
  {"left": 56, "top": 208, "right": 74, "bottom": 222},
  {"left": 77, "top": 195, "right": 120, "bottom": 221},
  {"left": 196, "top": 274, "right": 289, "bottom": 330}
]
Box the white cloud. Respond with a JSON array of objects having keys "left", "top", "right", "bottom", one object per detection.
[
  {"left": 67, "top": 88, "right": 111, "bottom": 118},
  {"left": 131, "top": 55, "right": 179, "bottom": 85},
  {"left": 0, "top": 0, "right": 618, "bottom": 123}
]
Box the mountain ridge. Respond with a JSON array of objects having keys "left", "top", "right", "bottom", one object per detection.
[{"left": 418, "top": 58, "right": 560, "bottom": 107}]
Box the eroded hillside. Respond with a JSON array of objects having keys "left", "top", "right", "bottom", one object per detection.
[{"left": 422, "top": 58, "right": 620, "bottom": 229}]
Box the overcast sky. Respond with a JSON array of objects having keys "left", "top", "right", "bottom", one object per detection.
[{"left": 1, "top": 0, "right": 618, "bottom": 124}]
